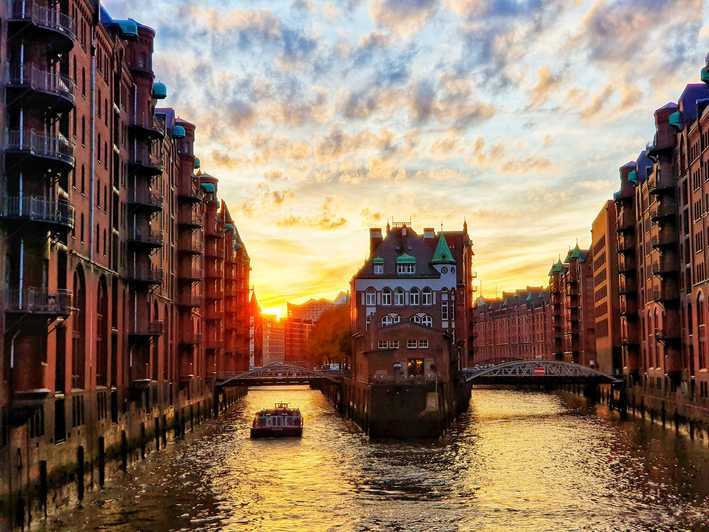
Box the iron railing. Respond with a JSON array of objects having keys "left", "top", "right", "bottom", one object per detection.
[
  {"left": 129, "top": 226, "right": 163, "bottom": 247},
  {"left": 6, "top": 63, "right": 74, "bottom": 100},
  {"left": 5, "top": 129, "right": 74, "bottom": 165},
  {"left": 9, "top": 1, "right": 76, "bottom": 39},
  {"left": 5, "top": 287, "right": 72, "bottom": 314},
  {"left": 127, "top": 264, "right": 163, "bottom": 284},
  {"left": 0, "top": 196, "right": 74, "bottom": 227},
  {"left": 130, "top": 320, "right": 164, "bottom": 337},
  {"left": 128, "top": 188, "right": 163, "bottom": 210}
]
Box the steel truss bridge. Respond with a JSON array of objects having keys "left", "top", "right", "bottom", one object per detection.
[
  {"left": 219, "top": 362, "right": 343, "bottom": 388},
  {"left": 462, "top": 360, "right": 621, "bottom": 386}
]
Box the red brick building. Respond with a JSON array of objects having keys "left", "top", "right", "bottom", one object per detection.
[
  {"left": 549, "top": 244, "right": 597, "bottom": 367},
  {"left": 0, "top": 4, "right": 252, "bottom": 524},
  {"left": 473, "top": 288, "right": 553, "bottom": 363},
  {"left": 349, "top": 223, "right": 473, "bottom": 436}
]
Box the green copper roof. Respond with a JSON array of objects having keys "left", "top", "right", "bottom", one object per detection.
[
  {"left": 669, "top": 111, "right": 682, "bottom": 130},
  {"left": 549, "top": 260, "right": 564, "bottom": 275},
  {"left": 194, "top": 157, "right": 201, "bottom": 169},
  {"left": 431, "top": 234, "right": 456, "bottom": 264},
  {"left": 396, "top": 253, "right": 416, "bottom": 264},
  {"left": 372, "top": 257, "right": 384, "bottom": 265},
  {"left": 567, "top": 243, "right": 583, "bottom": 261},
  {"left": 224, "top": 223, "right": 235, "bottom": 232},
  {"left": 628, "top": 170, "right": 638, "bottom": 183},
  {"left": 702, "top": 66, "right": 709, "bottom": 83},
  {"left": 172, "top": 125, "right": 186, "bottom": 138},
  {"left": 152, "top": 82, "right": 167, "bottom": 100},
  {"left": 200, "top": 183, "right": 215, "bottom": 193},
  {"left": 114, "top": 19, "right": 138, "bottom": 40}
]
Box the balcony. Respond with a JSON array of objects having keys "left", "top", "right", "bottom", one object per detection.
[
  {"left": 178, "top": 262, "right": 201, "bottom": 282},
  {"left": 129, "top": 112, "right": 164, "bottom": 140},
  {"left": 178, "top": 234, "right": 202, "bottom": 255},
  {"left": 129, "top": 145, "right": 163, "bottom": 177},
  {"left": 205, "top": 262, "right": 223, "bottom": 279},
  {"left": 129, "top": 320, "right": 164, "bottom": 340},
  {"left": 5, "top": 287, "right": 72, "bottom": 317},
  {"left": 8, "top": 1, "right": 76, "bottom": 53},
  {"left": 127, "top": 188, "right": 163, "bottom": 213},
  {"left": 618, "top": 276, "right": 636, "bottom": 295},
  {"left": 205, "top": 283, "right": 223, "bottom": 300},
  {"left": 180, "top": 330, "right": 202, "bottom": 345},
  {"left": 127, "top": 264, "right": 162, "bottom": 286},
  {"left": 619, "top": 295, "right": 637, "bottom": 316},
  {"left": 177, "top": 293, "right": 202, "bottom": 308},
  {"left": 178, "top": 181, "right": 201, "bottom": 203},
  {"left": 647, "top": 168, "right": 673, "bottom": 195},
  {"left": 649, "top": 225, "right": 675, "bottom": 249},
  {"left": 650, "top": 255, "right": 678, "bottom": 277},
  {"left": 0, "top": 196, "right": 73, "bottom": 230},
  {"left": 178, "top": 208, "right": 202, "bottom": 228},
  {"left": 649, "top": 198, "right": 677, "bottom": 223},
  {"left": 617, "top": 233, "right": 634, "bottom": 253},
  {"left": 616, "top": 206, "right": 634, "bottom": 232},
  {"left": 5, "top": 129, "right": 74, "bottom": 172},
  {"left": 648, "top": 281, "right": 680, "bottom": 304},
  {"left": 5, "top": 64, "right": 74, "bottom": 113},
  {"left": 128, "top": 226, "right": 163, "bottom": 250},
  {"left": 618, "top": 254, "right": 635, "bottom": 273}
]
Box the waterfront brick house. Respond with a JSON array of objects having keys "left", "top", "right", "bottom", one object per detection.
[
  {"left": 473, "top": 288, "right": 553, "bottom": 363},
  {"left": 349, "top": 223, "right": 473, "bottom": 437},
  {"left": 548, "top": 244, "right": 597, "bottom": 367},
  {"left": 0, "top": 3, "right": 252, "bottom": 526},
  {"left": 610, "top": 58, "right": 709, "bottom": 421},
  {"left": 591, "top": 201, "right": 621, "bottom": 376}
]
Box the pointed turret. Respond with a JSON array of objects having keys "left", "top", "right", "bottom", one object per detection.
[{"left": 431, "top": 234, "right": 456, "bottom": 265}]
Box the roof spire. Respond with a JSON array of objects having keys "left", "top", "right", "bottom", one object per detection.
[{"left": 431, "top": 234, "right": 456, "bottom": 264}]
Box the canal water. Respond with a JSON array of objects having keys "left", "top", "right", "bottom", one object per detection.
[{"left": 45, "top": 387, "right": 709, "bottom": 531}]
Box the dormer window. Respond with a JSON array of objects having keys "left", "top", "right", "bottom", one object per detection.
[
  {"left": 396, "top": 253, "right": 416, "bottom": 275},
  {"left": 373, "top": 257, "right": 384, "bottom": 275}
]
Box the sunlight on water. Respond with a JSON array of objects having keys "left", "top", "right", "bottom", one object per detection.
[{"left": 47, "top": 387, "right": 709, "bottom": 531}]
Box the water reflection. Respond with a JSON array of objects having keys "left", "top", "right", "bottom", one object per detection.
[{"left": 46, "top": 387, "right": 709, "bottom": 531}]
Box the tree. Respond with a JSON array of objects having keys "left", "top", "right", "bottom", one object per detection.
[{"left": 306, "top": 304, "right": 351, "bottom": 366}]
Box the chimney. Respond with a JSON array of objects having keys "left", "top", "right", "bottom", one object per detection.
[
  {"left": 423, "top": 227, "right": 435, "bottom": 239},
  {"left": 370, "top": 228, "right": 383, "bottom": 256}
]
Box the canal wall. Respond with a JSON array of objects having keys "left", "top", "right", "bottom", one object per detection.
[
  {"left": 326, "top": 378, "right": 471, "bottom": 438},
  {"left": 0, "top": 383, "right": 246, "bottom": 530}
]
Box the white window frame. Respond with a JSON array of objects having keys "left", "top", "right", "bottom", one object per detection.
[
  {"left": 410, "top": 288, "right": 420, "bottom": 305},
  {"left": 365, "top": 292, "right": 376, "bottom": 306},
  {"left": 412, "top": 313, "right": 433, "bottom": 328},
  {"left": 374, "top": 264, "right": 383, "bottom": 275},
  {"left": 382, "top": 289, "right": 392, "bottom": 305},
  {"left": 441, "top": 302, "right": 449, "bottom": 321},
  {"left": 390, "top": 340, "right": 400, "bottom": 349},
  {"left": 394, "top": 288, "right": 405, "bottom": 306},
  {"left": 378, "top": 339, "right": 388, "bottom": 350},
  {"left": 397, "top": 263, "right": 415, "bottom": 275},
  {"left": 422, "top": 288, "right": 433, "bottom": 306},
  {"left": 418, "top": 339, "right": 429, "bottom": 348},
  {"left": 407, "top": 339, "right": 418, "bottom": 349}
]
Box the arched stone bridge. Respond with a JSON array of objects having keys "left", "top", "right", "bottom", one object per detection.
[{"left": 462, "top": 360, "right": 622, "bottom": 386}]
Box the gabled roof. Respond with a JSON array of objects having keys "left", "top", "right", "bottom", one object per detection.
[{"left": 431, "top": 234, "right": 456, "bottom": 264}]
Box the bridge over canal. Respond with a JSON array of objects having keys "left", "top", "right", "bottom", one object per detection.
[{"left": 462, "top": 360, "right": 622, "bottom": 386}]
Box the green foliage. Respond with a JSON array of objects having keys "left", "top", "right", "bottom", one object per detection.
[{"left": 306, "top": 305, "right": 351, "bottom": 366}]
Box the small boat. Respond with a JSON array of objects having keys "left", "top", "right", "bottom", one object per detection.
[{"left": 250, "top": 402, "right": 303, "bottom": 438}]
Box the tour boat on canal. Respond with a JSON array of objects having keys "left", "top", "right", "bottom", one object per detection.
[{"left": 250, "top": 403, "right": 303, "bottom": 438}]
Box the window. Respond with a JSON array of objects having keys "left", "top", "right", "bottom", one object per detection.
[
  {"left": 418, "top": 339, "right": 429, "bottom": 349},
  {"left": 378, "top": 339, "right": 388, "bottom": 350},
  {"left": 412, "top": 313, "right": 432, "bottom": 327},
  {"left": 407, "top": 339, "right": 418, "bottom": 349},
  {"left": 365, "top": 292, "right": 376, "bottom": 306},
  {"left": 397, "top": 263, "right": 415, "bottom": 274},
  {"left": 410, "top": 288, "right": 420, "bottom": 305},
  {"left": 422, "top": 287, "right": 433, "bottom": 305},
  {"left": 699, "top": 294, "right": 706, "bottom": 369},
  {"left": 374, "top": 264, "right": 383, "bottom": 274},
  {"left": 394, "top": 288, "right": 405, "bottom": 306},
  {"left": 381, "top": 313, "right": 400, "bottom": 327},
  {"left": 382, "top": 288, "right": 392, "bottom": 305},
  {"left": 442, "top": 302, "right": 449, "bottom": 321},
  {"left": 378, "top": 339, "right": 399, "bottom": 350}
]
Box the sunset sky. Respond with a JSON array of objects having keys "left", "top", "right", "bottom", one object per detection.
[{"left": 104, "top": 0, "right": 708, "bottom": 315}]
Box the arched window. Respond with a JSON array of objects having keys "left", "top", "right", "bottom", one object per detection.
[
  {"left": 394, "top": 288, "right": 405, "bottom": 306},
  {"left": 654, "top": 308, "right": 661, "bottom": 370},
  {"left": 72, "top": 267, "right": 86, "bottom": 389},
  {"left": 410, "top": 288, "right": 420, "bottom": 306},
  {"left": 381, "top": 313, "right": 400, "bottom": 327},
  {"left": 365, "top": 289, "right": 376, "bottom": 306},
  {"left": 422, "top": 287, "right": 433, "bottom": 306},
  {"left": 152, "top": 301, "right": 160, "bottom": 380},
  {"left": 381, "top": 288, "right": 392, "bottom": 306},
  {"left": 698, "top": 293, "right": 706, "bottom": 369},
  {"left": 412, "top": 313, "right": 433, "bottom": 328}
]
